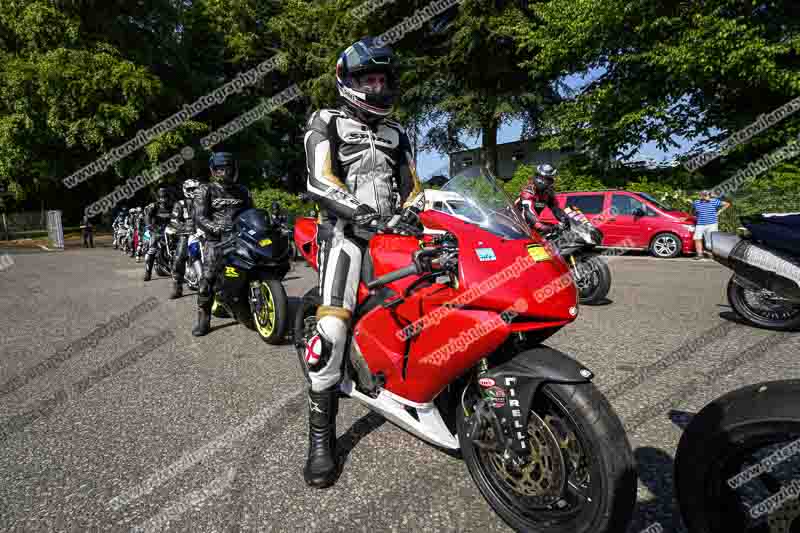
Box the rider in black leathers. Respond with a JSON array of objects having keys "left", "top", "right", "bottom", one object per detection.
[
  {"left": 168, "top": 180, "right": 199, "bottom": 299},
  {"left": 301, "top": 37, "right": 422, "bottom": 488},
  {"left": 144, "top": 188, "right": 175, "bottom": 282},
  {"left": 191, "top": 152, "right": 253, "bottom": 336}
]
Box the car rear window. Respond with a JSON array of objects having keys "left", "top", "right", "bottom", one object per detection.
[{"left": 564, "top": 194, "right": 605, "bottom": 214}]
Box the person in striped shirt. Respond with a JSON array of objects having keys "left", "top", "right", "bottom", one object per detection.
[{"left": 692, "top": 190, "right": 731, "bottom": 259}]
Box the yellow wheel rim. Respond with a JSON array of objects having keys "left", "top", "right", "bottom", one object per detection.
[{"left": 254, "top": 282, "right": 276, "bottom": 337}]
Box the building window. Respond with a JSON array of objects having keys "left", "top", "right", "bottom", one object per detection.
[{"left": 462, "top": 156, "right": 473, "bottom": 167}]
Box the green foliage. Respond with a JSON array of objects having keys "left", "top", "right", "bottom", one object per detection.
[{"left": 251, "top": 185, "right": 311, "bottom": 220}]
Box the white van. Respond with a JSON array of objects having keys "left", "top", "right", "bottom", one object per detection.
[{"left": 423, "top": 190, "right": 490, "bottom": 231}]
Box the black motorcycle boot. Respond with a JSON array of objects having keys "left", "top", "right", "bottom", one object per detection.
[
  {"left": 169, "top": 280, "right": 183, "bottom": 299},
  {"left": 303, "top": 387, "right": 339, "bottom": 488},
  {"left": 143, "top": 255, "right": 154, "bottom": 281},
  {"left": 192, "top": 305, "right": 211, "bottom": 336}
]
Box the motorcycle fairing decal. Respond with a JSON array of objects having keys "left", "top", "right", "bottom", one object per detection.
[
  {"left": 259, "top": 239, "right": 272, "bottom": 247},
  {"left": 527, "top": 244, "right": 551, "bottom": 262},
  {"left": 225, "top": 266, "right": 240, "bottom": 277},
  {"left": 476, "top": 248, "right": 497, "bottom": 262}
]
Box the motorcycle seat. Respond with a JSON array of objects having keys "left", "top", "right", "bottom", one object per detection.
[{"left": 744, "top": 214, "right": 800, "bottom": 256}]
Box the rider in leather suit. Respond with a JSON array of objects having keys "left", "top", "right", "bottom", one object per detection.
[
  {"left": 191, "top": 152, "right": 253, "bottom": 336},
  {"left": 515, "top": 164, "right": 568, "bottom": 233},
  {"left": 168, "top": 179, "right": 199, "bottom": 299},
  {"left": 301, "top": 37, "right": 422, "bottom": 488},
  {"left": 134, "top": 207, "right": 147, "bottom": 262},
  {"left": 144, "top": 188, "right": 175, "bottom": 282},
  {"left": 112, "top": 209, "right": 127, "bottom": 249}
]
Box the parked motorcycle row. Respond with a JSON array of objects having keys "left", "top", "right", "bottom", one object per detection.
[
  {"left": 104, "top": 167, "right": 798, "bottom": 533},
  {"left": 111, "top": 198, "right": 295, "bottom": 345}
]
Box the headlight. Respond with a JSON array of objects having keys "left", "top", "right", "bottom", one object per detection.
[{"left": 682, "top": 224, "right": 695, "bottom": 232}]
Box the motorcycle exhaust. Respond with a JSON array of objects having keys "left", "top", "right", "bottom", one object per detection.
[{"left": 705, "top": 231, "right": 800, "bottom": 302}]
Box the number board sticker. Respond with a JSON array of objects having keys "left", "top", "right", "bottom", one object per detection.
[
  {"left": 476, "top": 248, "right": 497, "bottom": 261},
  {"left": 527, "top": 244, "right": 551, "bottom": 262}
]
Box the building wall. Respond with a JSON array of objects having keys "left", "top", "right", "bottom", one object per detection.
[{"left": 449, "top": 140, "right": 575, "bottom": 179}]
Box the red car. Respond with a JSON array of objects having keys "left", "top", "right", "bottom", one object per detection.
[{"left": 538, "top": 190, "right": 697, "bottom": 258}]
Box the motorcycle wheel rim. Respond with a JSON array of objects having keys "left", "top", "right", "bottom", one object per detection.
[
  {"left": 254, "top": 282, "right": 276, "bottom": 338},
  {"left": 575, "top": 259, "right": 600, "bottom": 297},
  {"left": 473, "top": 388, "right": 594, "bottom": 522},
  {"left": 707, "top": 431, "right": 800, "bottom": 532},
  {"left": 740, "top": 286, "right": 800, "bottom": 323}
]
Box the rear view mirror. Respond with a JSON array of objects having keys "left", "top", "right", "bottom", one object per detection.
[{"left": 632, "top": 208, "right": 646, "bottom": 218}]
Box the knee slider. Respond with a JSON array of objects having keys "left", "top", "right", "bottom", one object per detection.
[{"left": 305, "top": 315, "right": 347, "bottom": 370}]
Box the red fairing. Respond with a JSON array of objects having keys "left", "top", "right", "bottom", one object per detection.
[
  {"left": 298, "top": 209, "right": 579, "bottom": 404},
  {"left": 294, "top": 217, "right": 319, "bottom": 270}
]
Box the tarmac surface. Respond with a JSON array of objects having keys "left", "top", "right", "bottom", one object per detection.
[{"left": 1, "top": 241, "right": 798, "bottom": 532}]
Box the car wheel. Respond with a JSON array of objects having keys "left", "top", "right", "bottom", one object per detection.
[{"left": 650, "top": 233, "right": 681, "bottom": 258}]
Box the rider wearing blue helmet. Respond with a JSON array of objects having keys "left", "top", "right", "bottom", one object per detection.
[{"left": 191, "top": 152, "right": 253, "bottom": 336}]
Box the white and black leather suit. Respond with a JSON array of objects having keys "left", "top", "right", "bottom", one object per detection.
[
  {"left": 304, "top": 107, "right": 422, "bottom": 392},
  {"left": 169, "top": 198, "right": 195, "bottom": 286},
  {"left": 192, "top": 181, "right": 252, "bottom": 312},
  {"left": 144, "top": 201, "right": 174, "bottom": 275},
  {"left": 134, "top": 208, "right": 147, "bottom": 259},
  {"left": 112, "top": 213, "right": 125, "bottom": 246}
]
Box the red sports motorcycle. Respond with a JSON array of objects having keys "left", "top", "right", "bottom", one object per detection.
[{"left": 293, "top": 169, "right": 636, "bottom": 533}]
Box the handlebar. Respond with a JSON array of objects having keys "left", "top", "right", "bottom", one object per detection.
[{"left": 366, "top": 262, "right": 420, "bottom": 290}]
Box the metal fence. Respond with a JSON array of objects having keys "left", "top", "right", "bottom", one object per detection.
[{"left": 2, "top": 211, "right": 48, "bottom": 232}]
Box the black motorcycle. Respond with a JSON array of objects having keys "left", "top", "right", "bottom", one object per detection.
[
  {"left": 675, "top": 379, "right": 800, "bottom": 533},
  {"left": 212, "top": 208, "right": 290, "bottom": 344},
  {"left": 544, "top": 208, "right": 611, "bottom": 305},
  {"left": 705, "top": 213, "right": 800, "bottom": 330}
]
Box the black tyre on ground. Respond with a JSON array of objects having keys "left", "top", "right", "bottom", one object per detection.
[
  {"left": 575, "top": 255, "right": 611, "bottom": 305},
  {"left": 293, "top": 288, "right": 320, "bottom": 383},
  {"left": 675, "top": 380, "right": 800, "bottom": 533},
  {"left": 457, "top": 360, "right": 637, "bottom": 533},
  {"left": 726, "top": 275, "right": 800, "bottom": 331},
  {"left": 650, "top": 232, "right": 682, "bottom": 258},
  {"left": 156, "top": 261, "right": 170, "bottom": 277}
]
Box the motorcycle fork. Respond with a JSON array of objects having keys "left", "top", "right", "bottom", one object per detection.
[
  {"left": 249, "top": 281, "right": 263, "bottom": 316},
  {"left": 465, "top": 358, "right": 532, "bottom": 463}
]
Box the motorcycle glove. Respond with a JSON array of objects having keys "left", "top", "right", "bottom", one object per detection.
[{"left": 352, "top": 204, "right": 380, "bottom": 229}]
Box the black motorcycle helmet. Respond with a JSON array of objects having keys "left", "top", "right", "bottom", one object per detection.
[
  {"left": 209, "top": 152, "right": 239, "bottom": 186},
  {"left": 336, "top": 37, "right": 398, "bottom": 122},
  {"left": 533, "top": 164, "right": 558, "bottom": 194}
]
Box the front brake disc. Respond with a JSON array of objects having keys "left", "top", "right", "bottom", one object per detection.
[{"left": 485, "top": 409, "right": 567, "bottom": 506}]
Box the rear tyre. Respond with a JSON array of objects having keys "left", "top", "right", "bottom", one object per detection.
[
  {"left": 727, "top": 275, "right": 800, "bottom": 331},
  {"left": 457, "top": 376, "right": 637, "bottom": 533},
  {"left": 650, "top": 232, "right": 682, "bottom": 258},
  {"left": 252, "top": 279, "right": 289, "bottom": 344},
  {"left": 293, "top": 288, "right": 321, "bottom": 383}
]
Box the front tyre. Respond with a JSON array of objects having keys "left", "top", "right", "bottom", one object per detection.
[
  {"left": 457, "top": 381, "right": 636, "bottom": 533},
  {"left": 574, "top": 256, "right": 611, "bottom": 305},
  {"left": 252, "top": 280, "right": 288, "bottom": 344},
  {"left": 727, "top": 275, "right": 800, "bottom": 331}
]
